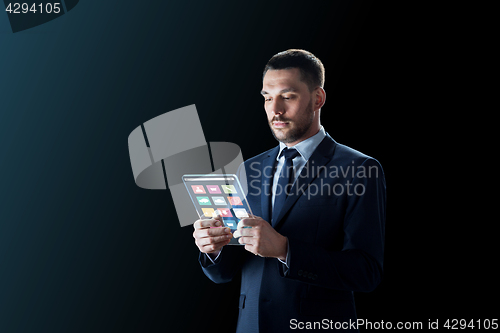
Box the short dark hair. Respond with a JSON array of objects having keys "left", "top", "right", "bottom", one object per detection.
[{"left": 263, "top": 49, "right": 325, "bottom": 91}]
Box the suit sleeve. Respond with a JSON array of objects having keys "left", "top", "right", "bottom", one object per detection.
[
  {"left": 198, "top": 245, "right": 247, "bottom": 284},
  {"left": 278, "top": 158, "right": 386, "bottom": 292}
]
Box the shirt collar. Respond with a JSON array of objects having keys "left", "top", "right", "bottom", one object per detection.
[{"left": 277, "top": 126, "right": 326, "bottom": 161}]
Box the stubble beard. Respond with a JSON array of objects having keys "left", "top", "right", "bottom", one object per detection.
[{"left": 269, "top": 100, "right": 315, "bottom": 144}]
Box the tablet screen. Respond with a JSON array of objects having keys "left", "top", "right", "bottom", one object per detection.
[{"left": 182, "top": 174, "right": 253, "bottom": 244}]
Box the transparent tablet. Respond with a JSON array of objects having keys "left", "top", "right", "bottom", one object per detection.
[{"left": 182, "top": 174, "right": 252, "bottom": 245}]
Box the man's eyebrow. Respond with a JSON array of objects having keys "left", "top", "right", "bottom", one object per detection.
[{"left": 260, "top": 88, "right": 297, "bottom": 95}]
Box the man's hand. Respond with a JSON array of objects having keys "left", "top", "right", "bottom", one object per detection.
[
  {"left": 193, "top": 215, "right": 232, "bottom": 258},
  {"left": 233, "top": 215, "right": 288, "bottom": 260}
]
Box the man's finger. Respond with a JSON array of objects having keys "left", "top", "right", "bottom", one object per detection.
[
  {"left": 194, "top": 226, "right": 231, "bottom": 239},
  {"left": 233, "top": 223, "right": 250, "bottom": 238},
  {"left": 238, "top": 217, "right": 260, "bottom": 229},
  {"left": 238, "top": 236, "right": 255, "bottom": 246},
  {"left": 233, "top": 229, "right": 241, "bottom": 238},
  {"left": 200, "top": 238, "right": 231, "bottom": 253},
  {"left": 193, "top": 219, "right": 215, "bottom": 229},
  {"left": 244, "top": 244, "right": 258, "bottom": 255},
  {"left": 194, "top": 217, "right": 223, "bottom": 229},
  {"left": 197, "top": 233, "right": 232, "bottom": 247},
  {"left": 239, "top": 227, "right": 255, "bottom": 237}
]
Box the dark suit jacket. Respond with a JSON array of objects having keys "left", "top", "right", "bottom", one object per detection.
[{"left": 198, "top": 134, "right": 386, "bottom": 333}]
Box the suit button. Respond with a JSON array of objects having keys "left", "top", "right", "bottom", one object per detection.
[{"left": 298, "top": 270, "right": 303, "bottom": 276}]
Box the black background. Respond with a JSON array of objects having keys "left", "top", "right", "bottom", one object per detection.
[{"left": 0, "top": 1, "right": 495, "bottom": 332}]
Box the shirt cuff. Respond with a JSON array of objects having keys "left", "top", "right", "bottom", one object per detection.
[
  {"left": 277, "top": 237, "right": 290, "bottom": 268},
  {"left": 206, "top": 248, "right": 223, "bottom": 264}
]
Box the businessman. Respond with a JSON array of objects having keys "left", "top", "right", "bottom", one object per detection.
[{"left": 193, "top": 49, "right": 386, "bottom": 332}]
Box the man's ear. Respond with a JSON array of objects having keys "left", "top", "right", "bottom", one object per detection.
[{"left": 314, "top": 87, "right": 326, "bottom": 111}]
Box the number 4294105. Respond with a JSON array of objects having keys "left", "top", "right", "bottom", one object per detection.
[{"left": 5, "top": 3, "right": 61, "bottom": 14}]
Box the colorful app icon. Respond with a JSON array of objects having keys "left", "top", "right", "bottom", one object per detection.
[
  {"left": 211, "top": 196, "right": 227, "bottom": 205},
  {"left": 225, "top": 221, "right": 236, "bottom": 228},
  {"left": 233, "top": 208, "right": 249, "bottom": 218},
  {"left": 201, "top": 208, "right": 215, "bottom": 217},
  {"left": 227, "top": 196, "right": 243, "bottom": 206},
  {"left": 221, "top": 185, "right": 237, "bottom": 194},
  {"left": 217, "top": 208, "right": 233, "bottom": 217},
  {"left": 196, "top": 196, "right": 211, "bottom": 205},
  {"left": 206, "top": 185, "right": 221, "bottom": 194},
  {"left": 191, "top": 185, "right": 206, "bottom": 194}
]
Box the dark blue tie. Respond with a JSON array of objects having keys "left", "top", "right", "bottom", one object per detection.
[{"left": 272, "top": 148, "right": 300, "bottom": 226}]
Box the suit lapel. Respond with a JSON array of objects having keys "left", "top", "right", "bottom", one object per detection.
[
  {"left": 259, "top": 146, "right": 279, "bottom": 223},
  {"left": 273, "top": 134, "right": 337, "bottom": 229}
]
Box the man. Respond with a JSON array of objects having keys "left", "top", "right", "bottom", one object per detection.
[{"left": 193, "top": 49, "right": 386, "bottom": 332}]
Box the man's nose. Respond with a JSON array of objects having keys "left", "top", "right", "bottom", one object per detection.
[{"left": 269, "top": 99, "right": 285, "bottom": 115}]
